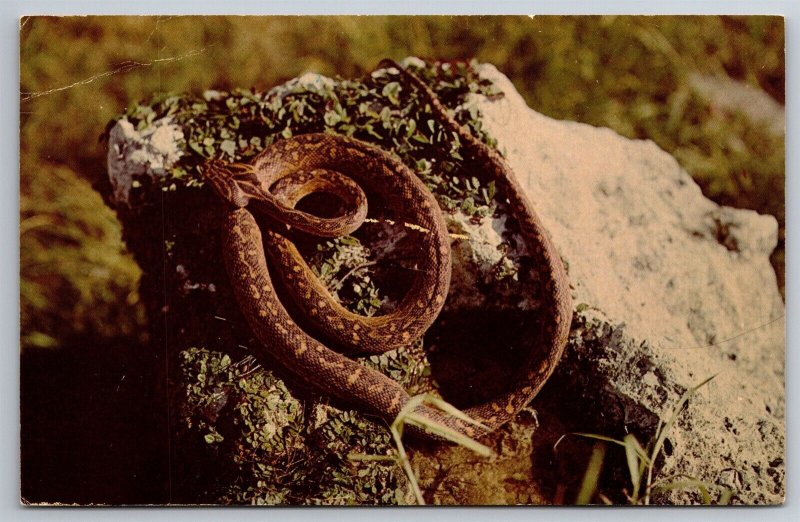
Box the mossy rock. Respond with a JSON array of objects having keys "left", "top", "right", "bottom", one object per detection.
[{"left": 103, "top": 59, "right": 546, "bottom": 505}]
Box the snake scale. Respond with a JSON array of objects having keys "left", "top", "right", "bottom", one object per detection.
[{"left": 202, "top": 60, "right": 572, "bottom": 440}]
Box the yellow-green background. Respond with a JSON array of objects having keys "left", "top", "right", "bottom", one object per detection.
[
  {"left": 19, "top": 16, "right": 784, "bottom": 503},
  {"left": 20, "top": 15, "right": 784, "bottom": 354}
]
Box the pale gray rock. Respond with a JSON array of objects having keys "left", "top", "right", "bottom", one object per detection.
[
  {"left": 470, "top": 63, "right": 784, "bottom": 505},
  {"left": 106, "top": 116, "right": 185, "bottom": 204}
]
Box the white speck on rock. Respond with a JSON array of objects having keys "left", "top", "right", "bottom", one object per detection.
[
  {"left": 295, "top": 72, "right": 337, "bottom": 90},
  {"left": 400, "top": 56, "right": 427, "bottom": 69},
  {"left": 203, "top": 89, "right": 225, "bottom": 101},
  {"left": 267, "top": 72, "right": 337, "bottom": 101},
  {"left": 642, "top": 371, "right": 659, "bottom": 387}
]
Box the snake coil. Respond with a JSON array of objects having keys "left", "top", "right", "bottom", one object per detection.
[{"left": 203, "top": 60, "right": 572, "bottom": 440}]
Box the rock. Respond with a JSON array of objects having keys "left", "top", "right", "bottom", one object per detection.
[
  {"left": 106, "top": 117, "right": 185, "bottom": 205},
  {"left": 472, "top": 63, "right": 784, "bottom": 504},
  {"left": 104, "top": 59, "right": 783, "bottom": 505}
]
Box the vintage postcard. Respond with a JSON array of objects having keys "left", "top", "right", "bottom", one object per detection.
[{"left": 19, "top": 15, "right": 785, "bottom": 506}]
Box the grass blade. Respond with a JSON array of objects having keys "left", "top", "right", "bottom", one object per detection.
[
  {"left": 573, "top": 433, "right": 626, "bottom": 446},
  {"left": 624, "top": 434, "right": 642, "bottom": 503},
  {"left": 644, "top": 374, "right": 716, "bottom": 504},
  {"left": 404, "top": 412, "right": 492, "bottom": 457},
  {"left": 651, "top": 374, "right": 717, "bottom": 460},
  {"left": 389, "top": 426, "right": 424, "bottom": 505},
  {"left": 421, "top": 395, "right": 489, "bottom": 429},
  {"left": 385, "top": 393, "right": 495, "bottom": 504},
  {"left": 576, "top": 442, "right": 606, "bottom": 505},
  {"left": 572, "top": 432, "right": 651, "bottom": 465}
]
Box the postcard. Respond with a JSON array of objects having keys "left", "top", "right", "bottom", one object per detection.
[{"left": 19, "top": 15, "right": 785, "bottom": 506}]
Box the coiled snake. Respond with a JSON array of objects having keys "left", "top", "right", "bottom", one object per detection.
[{"left": 202, "top": 60, "right": 572, "bottom": 440}]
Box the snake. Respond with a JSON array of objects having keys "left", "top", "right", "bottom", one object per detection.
[{"left": 201, "top": 60, "right": 572, "bottom": 440}]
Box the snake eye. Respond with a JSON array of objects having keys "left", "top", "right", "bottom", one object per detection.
[
  {"left": 201, "top": 159, "right": 258, "bottom": 209},
  {"left": 201, "top": 159, "right": 223, "bottom": 178}
]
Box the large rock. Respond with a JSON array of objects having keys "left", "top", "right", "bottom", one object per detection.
[
  {"left": 104, "top": 59, "right": 784, "bottom": 505},
  {"left": 471, "top": 64, "right": 784, "bottom": 504}
]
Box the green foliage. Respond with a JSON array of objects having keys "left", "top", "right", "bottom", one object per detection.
[
  {"left": 118, "top": 57, "right": 500, "bottom": 223},
  {"left": 180, "top": 348, "right": 303, "bottom": 452},
  {"left": 312, "top": 408, "right": 405, "bottom": 505},
  {"left": 20, "top": 162, "right": 146, "bottom": 350},
  {"left": 180, "top": 347, "right": 412, "bottom": 505},
  {"left": 363, "top": 341, "right": 431, "bottom": 391},
  {"left": 311, "top": 236, "right": 384, "bottom": 317}
]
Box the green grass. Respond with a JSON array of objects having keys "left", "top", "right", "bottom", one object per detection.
[
  {"left": 20, "top": 161, "right": 146, "bottom": 349},
  {"left": 562, "top": 375, "right": 731, "bottom": 505}
]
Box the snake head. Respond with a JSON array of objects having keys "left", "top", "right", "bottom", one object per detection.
[{"left": 201, "top": 159, "right": 266, "bottom": 208}]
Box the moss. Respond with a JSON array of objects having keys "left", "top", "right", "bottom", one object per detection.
[{"left": 179, "top": 347, "right": 410, "bottom": 505}]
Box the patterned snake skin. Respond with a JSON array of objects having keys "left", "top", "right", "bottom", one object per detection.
[{"left": 202, "top": 60, "right": 572, "bottom": 440}]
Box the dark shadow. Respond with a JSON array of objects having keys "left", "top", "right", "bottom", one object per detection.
[
  {"left": 423, "top": 307, "right": 542, "bottom": 408},
  {"left": 20, "top": 334, "right": 169, "bottom": 505}
]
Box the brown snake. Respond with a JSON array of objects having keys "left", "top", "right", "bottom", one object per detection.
[{"left": 202, "top": 60, "right": 572, "bottom": 440}]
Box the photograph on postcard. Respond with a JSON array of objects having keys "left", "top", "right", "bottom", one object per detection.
[{"left": 19, "top": 15, "right": 784, "bottom": 506}]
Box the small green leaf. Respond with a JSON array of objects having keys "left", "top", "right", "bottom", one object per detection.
[
  {"left": 324, "top": 111, "right": 341, "bottom": 126},
  {"left": 381, "top": 82, "right": 401, "bottom": 105},
  {"left": 220, "top": 139, "right": 236, "bottom": 158},
  {"left": 411, "top": 132, "right": 429, "bottom": 144}
]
